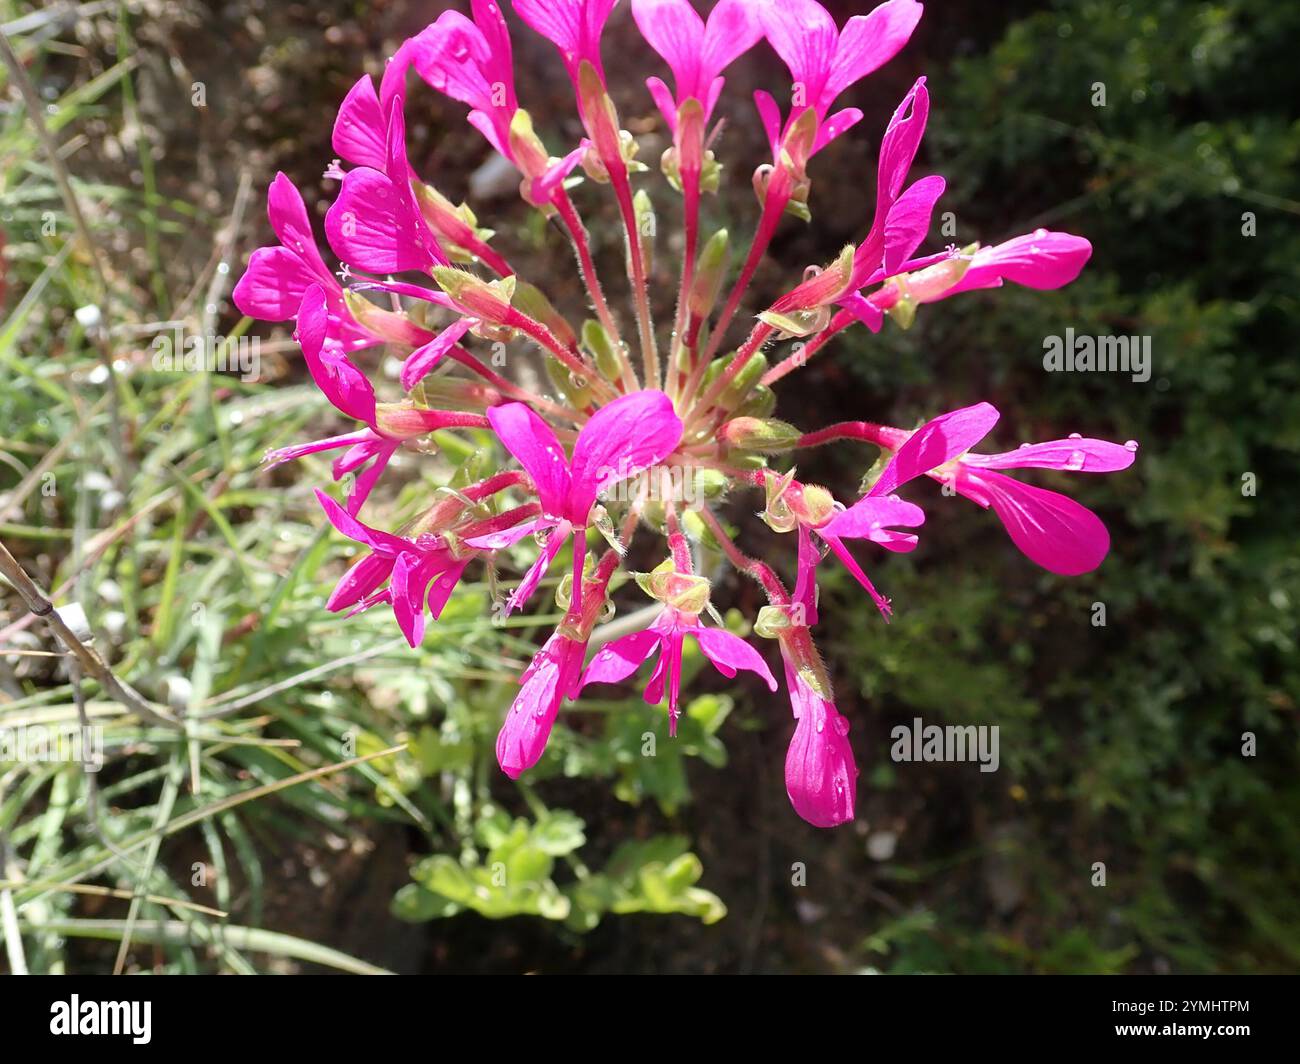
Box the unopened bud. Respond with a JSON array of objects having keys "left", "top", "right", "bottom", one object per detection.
[
  {"left": 631, "top": 189, "right": 655, "bottom": 275},
  {"left": 721, "top": 417, "right": 801, "bottom": 453},
  {"left": 734, "top": 383, "right": 776, "bottom": 419},
  {"left": 546, "top": 356, "right": 593, "bottom": 409},
  {"left": 718, "top": 352, "right": 768, "bottom": 410},
  {"left": 688, "top": 229, "right": 729, "bottom": 319},
  {"left": 581, "top": 319, "right": 624, "bottom": 382},
  {"left": 513, "top": 281, "right": 577, "bottom": 349}
]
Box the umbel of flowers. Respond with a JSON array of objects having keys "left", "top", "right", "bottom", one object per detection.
[{"left": 235, "top": 0, "right": 1137, "bottom": 828}]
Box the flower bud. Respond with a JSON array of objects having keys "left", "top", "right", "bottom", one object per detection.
[
  {"left": 513, "top": 281, "right": 577, "bottom": 350},
  {"left": 581, "top": 319, "right": 625, "bottom": 383},
  {"left": 688, "top": 229, "right": 729, "bottom": 319},
  {"left": 718, "top": 351, "right": 768, "bottom": 410},
  {"left": 545, "top": 356, "right": 593, "bottom": 410},
  {"left": 631, "top": 188, "right": 655, "bottom": 275},
  {"left": 733, "top": 383, "right": 776, "bottom": 419},
  {"left": 721, "top": 417, "right": 801, "bottom": 453}
]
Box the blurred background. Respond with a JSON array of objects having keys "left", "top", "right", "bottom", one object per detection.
[{"left": 0, "top": 0, "right": 1296, "bottom": 974}]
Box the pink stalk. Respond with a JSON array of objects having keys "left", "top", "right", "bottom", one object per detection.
[
  {"left": 795, "top": 420, "right": 904, "bottom": 450},
  {"left": 697, "top": 506, "right": 791, "bottom": 606},
  {"left": 609, "top": 163, "right": 660, "bottom": 387},
  {"left": 552, "top": 190, "right": 639, "bottom": 392},
  {"left": 699, "top": 165, "right": 794, "bottom": 366}
]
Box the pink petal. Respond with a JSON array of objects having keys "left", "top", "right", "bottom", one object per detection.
[
  {"left": 783, "top": 659, "right": 857, "bottom": 828},
  {"left": 966, "top": 437, "right": 1137, "bottom": 474},
  {"left": 883, "top": 174, "right": 945, "bottom": 275},
  {"left": 410, "top": 13, "right": 498, "bottom": 111},
  {"left": 332, "top": 75, "right": 387, "bottom": 170},
  {"left": 645, "top": 75, "right": 679, "bottom": 130},
  {"left": 692, "top": 627, "right": 778, "bottom": 691},
  {"left": 486, "top": 402, "right": 572, "bottom": 517},
  {"left": 496, "top": 633, "right": 585, "bottom": 778},
  {"left": 871, "top": 401, "right": 1000, "bottom": 498},
  {"left": 296, "top": 286, "right": 376, "bottom": 425},
  {"left": 947, "top": 230, "right": 1093, "bottom": 295},
  {"left": 325, "top": 166, "right": 433, "bottom": 274},
  {"left": 823, "top": 0, "right": 924, "bottom": 106},
  {"left": 530, "top": 140, "right": 590, "bottom": 205},
  {"left": 822, "top": 494, "right": 925, "bottom": 547},
  {"left": 759, "top": 0, "right": 838, "bottom": 107},
  {"left": 426, "top": 559, "right": 470, "bottom": 620},
  {"left": 513, "top": 0, "right": 617, "bottom": 77},
  {"left": 314, "top": 488, "right": 411, "bottom": 554},
  {"left": 580, "top": 629, "right": 663, "bottom": 688},
  {"left": 232, "top": 246, "right": 321, "bottom": 321},
  {"left": 837, "top": 291, "right": 885, "bottom": 333},
  {"left": 700, "top": 0, "right": 765, "bottom": 86},
  {"left": 326, "top": 552, "right": 396, "bottom": 613},
  {"left": 823, "top": 533, "right": 894, "bottom": 618},
  {"left": 753, "top": 90, "right": 783, "bottom": 157},
  {"left": 811, "top": 106, "right": 863, "bottom": 154},
  {"left": 793, "top": 523, "right": 821, "bottom": 624},
  {"left": 399, "top": 318, "right": 472, "bottom": 391},
  {"left": 967, "top": 469, "right": 1112, "bottom": 576},
  {"left": 631, "top": 0, "right": 704, "bottom": 100},
  {"left": 567, "top": 390, "right": 683, "bottom": 523},
  {"left": 267, "top": 172, "right": 332, "bottom": 280},
  {"left": 464, "top": 516, "right": 549, "bottom": 551},
  {"left": 877, "top": 75, "right": 929, "bottom": 202},
  {"left": 391, "top": 551, "right": 434, "bottom": 647}
]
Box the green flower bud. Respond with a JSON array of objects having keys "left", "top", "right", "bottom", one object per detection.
[
  {"left": 688, "top": 229, "right": 730, "bottom": 319},
  {"left": 721, "top": 417, "right": 802, "bottom": 453}
]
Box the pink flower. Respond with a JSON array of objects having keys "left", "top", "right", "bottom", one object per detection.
[
  {"left": 471, "top": 391, "right": 682, "bottom": 613},
  {"left": 403, "top": 2, "right": 590, "bottom": 205},
  {"left": 775, "top": 535, "right": 856, "bottom": 827},
  {"left": 580, "top": 606, "right": 777, "bottom": 734},
  {"left": 233, "top": 173, "right": 382, "bottom": 349},
  {"left": 782, "top": 651, "right": 857, "bottom": 828},
  {"left": 755, "top": 0, "right": 924, "bottom": 159},
  {"left": 770, "top": 478, "right": 925, "bottom": 621},
  {"left": 497, "top": 631, "right": 588, "bottom": 778},
  {"left": 325, "top": 101, "right": 448, "bottom": 275},
  {"left": 632, "top": 0, "right": 763, "bottom": 130},
  {"left": 874, "top": 402, "right": 1138, "bottom": 575},
  {"left": 404, "top": 3, "right": 518, "bottom": 156},
  {"left": 268, "top": 287, "right": 482, "bottom": 514},
  {"left": 314, "top": 490, "right": 471, "bottom": 647}
]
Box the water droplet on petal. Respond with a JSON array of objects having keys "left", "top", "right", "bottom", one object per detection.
[
  {"left": 1124, "top": 439, "right": 1139, "bottom": 451},
  {"left": 1065, "top": 449, "right": 1086, "bottom": 470},
  {"left": 1068, "top": 432, "right": 1082, "bottom": 439}
]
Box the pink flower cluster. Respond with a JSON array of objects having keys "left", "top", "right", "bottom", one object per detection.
[{"left": 235, "top": 0, "right": 1137, "bottom": 829}]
